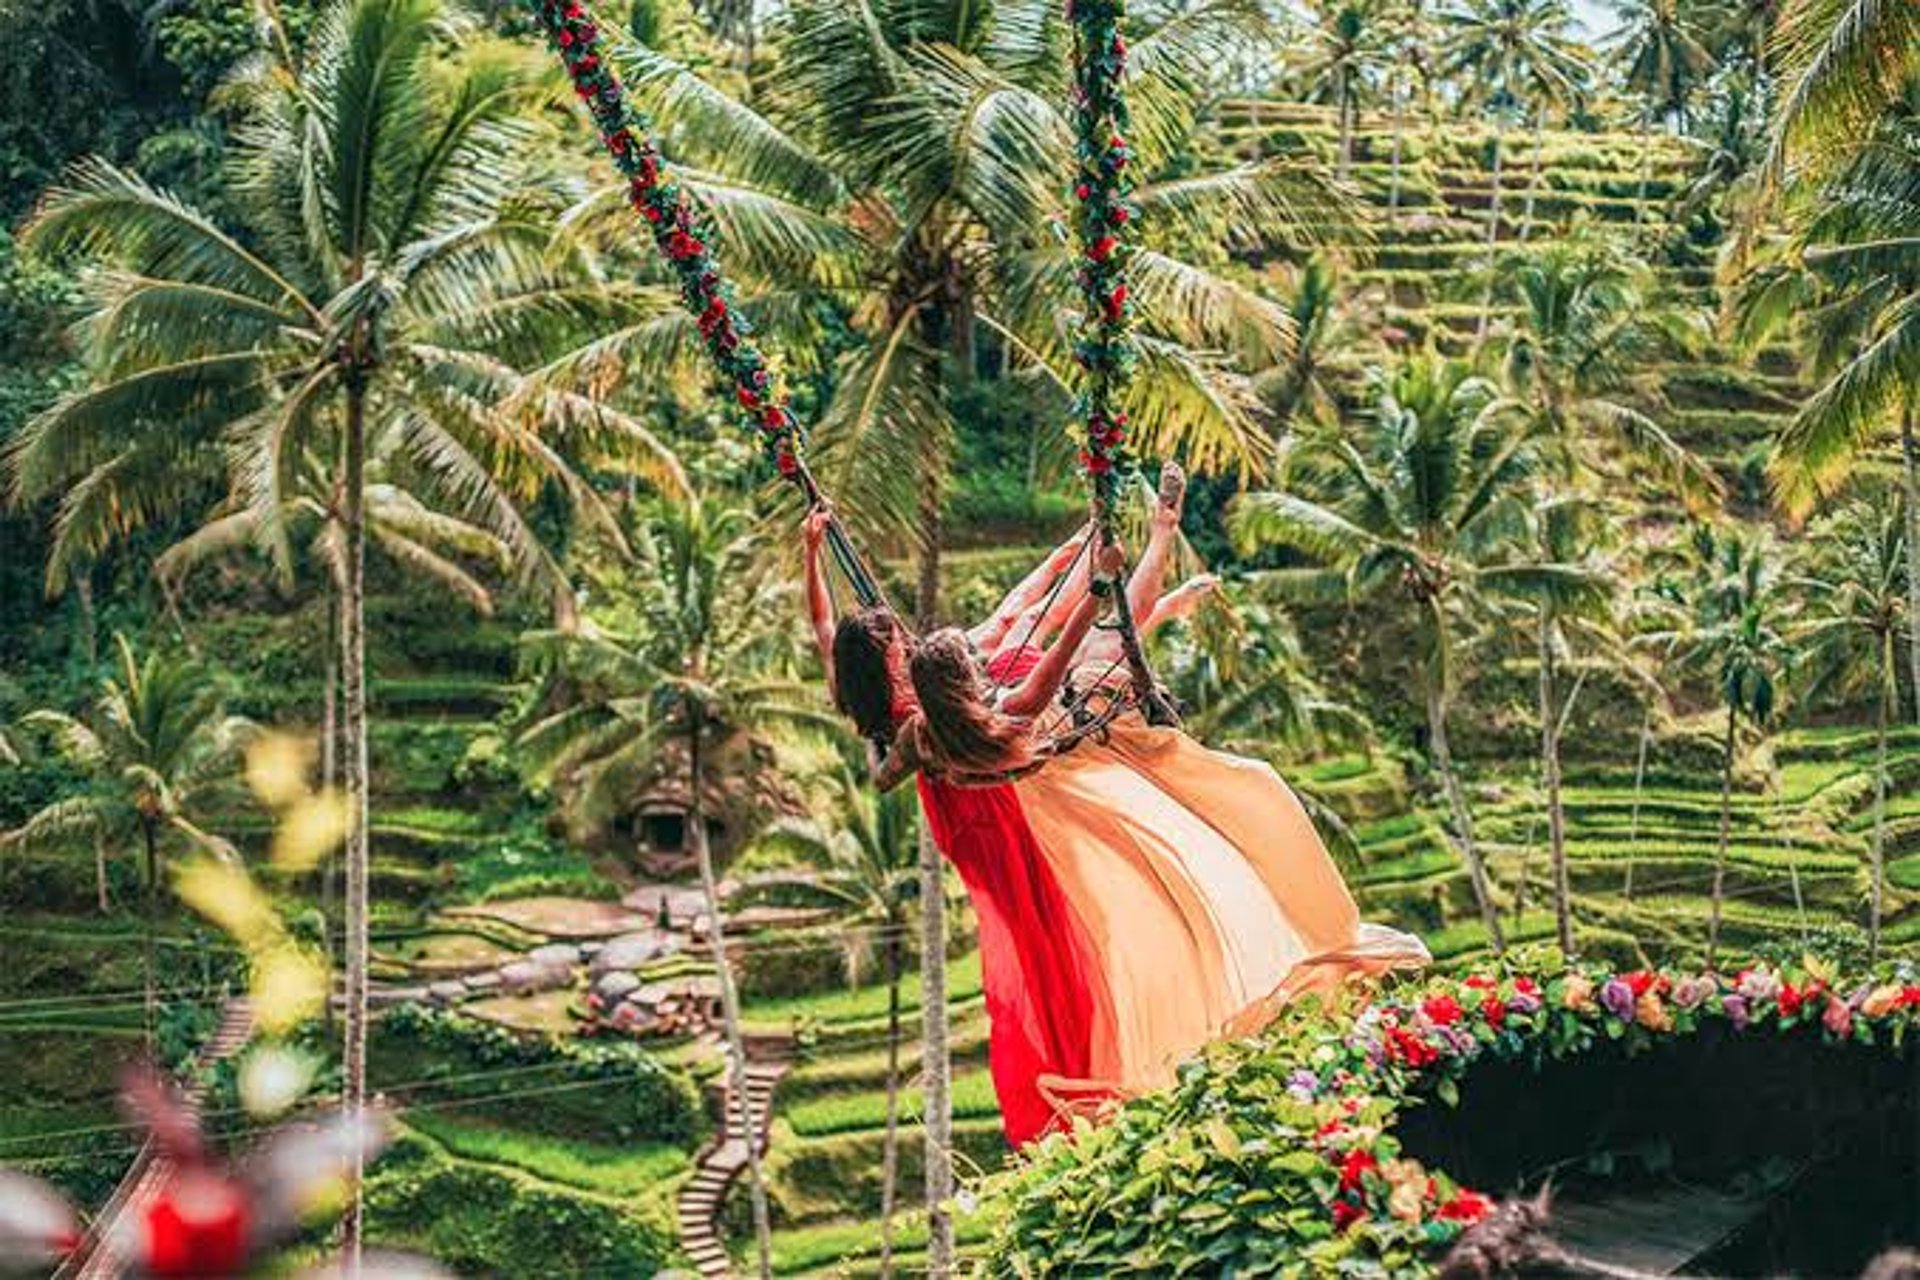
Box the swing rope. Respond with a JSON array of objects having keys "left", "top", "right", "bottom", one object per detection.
[
  {"left": 523, "top": 0, "right": 1174, "bottom": 723},
  {"left": 1066, "top": 0, "right": 1178, "bottom": 726}
]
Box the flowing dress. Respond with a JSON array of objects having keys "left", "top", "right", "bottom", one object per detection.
[
  {"left": 908, "top": 647, "right": 1427, "bottom": 1143},
  {"left": 904, "top": 660, "right": 1114, "bottom": 1147},
  {"left": 1011, "top": 715, "right": 1429, "bottom": 1094}
]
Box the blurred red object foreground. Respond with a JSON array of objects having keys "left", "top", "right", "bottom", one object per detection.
[{"left": 0, "top": 1065, "right": 438, "bottom": 1278}]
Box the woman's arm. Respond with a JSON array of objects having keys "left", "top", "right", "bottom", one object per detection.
[
  {"left": 1002, "top": 542, "right": 1126, "bottom": 718},
  {"left": 967, "top": 524, "right": 1090, "bottom": 652},
  {"left": 868, "top": 726, "right": 920, "bottom": 792},
  {"left": 802, "top": 507, "right": 838, "bottom": 700}
]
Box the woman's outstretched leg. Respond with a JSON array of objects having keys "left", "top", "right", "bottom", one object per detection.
[{"left": 1078, "top": 462, "right": 1188, "bottom": 668}]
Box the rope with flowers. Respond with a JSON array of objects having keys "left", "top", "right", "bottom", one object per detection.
[
  {"left": 979, "top": 957, "right": 1920, "bottom": 1273},
  {"left": 528, "top": 0, "right": 1180, "bottom": 725},
  {"left": 525, "top": 0, "right": 883, "bottom": 611},
  {"left": 1067, "top": 0, "right": 1179, "bottom": 727}
]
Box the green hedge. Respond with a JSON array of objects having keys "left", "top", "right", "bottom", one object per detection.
[
  {"left": 759, "top": 1119, "right": 1010, "bottom": 1228},
  {"left": 373, "top": 1004, "right": 704, "bottom": 1148},
  {"left": 366, "top": 1133, "right": 680, "bottom": 1276},
  {"left": 783, "top": 1070, "right": 1000, "bottom": 1138},
  {"left": 738, "top": 927, "right": 854, "bottom": 1000}
]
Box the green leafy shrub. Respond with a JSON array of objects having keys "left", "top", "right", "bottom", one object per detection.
[
  {"left": 374, "top": 1004, "right": 704, "bottom": 1147},
  {"left": 975, "top": 955, "right": 1918, "bottom": 1275},
  {"left": 737, "top": 928, "right": 852, "bottom": 1000},
  {"left": 365, "top": 1133, "right": 680, "bottom": 1275}
]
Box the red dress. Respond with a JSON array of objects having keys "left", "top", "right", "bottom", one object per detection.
[{"left": 908, "top": 648, "right": 1113, "bottom": 1146}]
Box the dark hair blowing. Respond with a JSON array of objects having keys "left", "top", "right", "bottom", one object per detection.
[
  {"left": 832, "top": 607, "right": 907, "bottom": 754},
  {"left": 908, "top": 628, "right": 1035, "bottom": 777}
]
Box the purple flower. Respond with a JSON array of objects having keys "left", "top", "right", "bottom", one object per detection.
[
  {"left": 1721, "top": 993, "right": 1750, "bottom": 1029},
  {"left": 1286, "top": 1069, "right": 1320, "bottom": 1102},
  {"left": 1600, "top": 978, "right": 1636, "bottom": 1021},
  {"left": 1508, "top": 991, "right": 1541, "bottom": 1016}
]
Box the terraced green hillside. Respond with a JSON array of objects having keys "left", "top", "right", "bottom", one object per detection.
[{"left": 1213, "top": 101, "right": 1805, "bottom": 500}]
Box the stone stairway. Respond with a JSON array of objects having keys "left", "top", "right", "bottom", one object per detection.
[
  {"left": 57, "top": 998, "right": 255, "bottom": 1280},
  {"left": 676, "top": 1051, "right": 790, "bottom": 1279}
]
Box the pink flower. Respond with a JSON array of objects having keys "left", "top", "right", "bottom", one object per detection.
[
  {"left": 1821, "top": 996, "right": 1852, "bottom": 1038},
  {"left": 1672, "top": 975, "right": 1716, "bottom": 1010}
]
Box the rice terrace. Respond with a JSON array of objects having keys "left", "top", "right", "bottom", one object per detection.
[{"left": 0, "top": 0, "right": 1913, "bottom": 1274}]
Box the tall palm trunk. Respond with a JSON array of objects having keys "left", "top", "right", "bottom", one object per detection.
[
  {"left": 1425, "top": 678, "right": 1505, "bottom": 952},
  {"left": 1622, "top": 706, "right": 1652, "bottom": 901},
  {"left": 1901, "top": 402, "right": 1920, "bottom": 722},
  {"left": 1336, "top": 66, "right": 1354, "bottom": 181},
  {"left": 688, "top": 704, "right": 773, "bottom": 1279},
  {"left": 1474, "top": 115, "right": 1507, "bottom": 349},
  {"left": 141, "top": 816, "right": 159, "bottom": 1048},
  {"left": 1706, "top": 703, "right": 1737, "bottom": 969},
  {"left": 1386, "top": 73, "right": 1405, "bottom": 228},
  {"left": 914, "top": 437, "right": 954, "bottom": 1276},
  {"left": 1633, "top": 110, "right": 1654, "bottom": 234},
  {"left": 321, "top": 595, "right": 340, "bottom": 1034},
  {"left": 339, "top": 373, "right": 372, "bottom": 1268},
  {"left": 1869, "top": 635, "right": 1892, "bottom": 960},
  {"left": 918, "top": 820, "right": 954, "bottom": 1275},
  {"left": 1519, "top": 103, "right": 1546, "bottom": 244},
  {"left": 1537, "top": 607, "right": 1572, "bottom": 955},
  {"left": 94, "top": 830, "right": 110, "bottom": 915},
  {"left": 878, "top": 919, "right": 905, "bottom": 1280}
]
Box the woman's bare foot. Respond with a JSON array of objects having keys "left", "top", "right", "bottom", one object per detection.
[{"left": 1154, "top": 460, "right": 1187, "bottom": 532}]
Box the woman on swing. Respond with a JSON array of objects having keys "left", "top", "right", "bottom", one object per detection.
[{"left": 801, "top": 464, "right": 1426, "bottom": 1146}]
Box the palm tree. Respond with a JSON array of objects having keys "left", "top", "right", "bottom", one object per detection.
[
  {"left": 1609, "top": 0, "right": 1715, "bottom": 230},
  {"left": 1438, "top": 0, "right": 1592, "bottom": 340},
  {"left": 1255, "top": 256, "right": 1358, "bottom": 444},
  {"left": 1294, "top": 0, "right": 1400, "bottom": 181},
  {"left": 5, "top": 3, "right": 686, "bottom": 1253},
  {"left": 1743, "top": 23, "right": 1917, "bottom": 712},
  {"left": 1664, "top": 526, "right": 1792, "bottom": 969},
  {"left": 1229, "top": 355, "right": 1576, "bottom": 954},
  {"left": 1513, "top": 497, "right": 1618, "bottom": 954},
  {"left": 1380, "top": 0, "right": 1435, "bottom": 227},
  {"left": 520, "top": 495, "right": 824, "bottom": 1279},
  {"left": 1491, "top": 235, "right": 1712, "bottom": 491},
  {"left": 1790, "top": 501, "right": 1907, "bottom": 959},
  {"left": 2, "top": 635, "right": 250, "bottom": 1034},
  {"left": 753, "top": 768, "right": 919, "bottom": 1277}
]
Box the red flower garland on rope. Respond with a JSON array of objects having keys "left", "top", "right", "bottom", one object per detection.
[
  {"left": 1067, "top": 0, "right": 1141, "bottom": 524},
  {"left": 527, "top": 0, "right": 805, "bottom": 481}
]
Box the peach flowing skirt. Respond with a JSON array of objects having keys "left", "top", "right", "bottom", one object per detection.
[{"left": 1012, "top": 717, "right": 1429, "bottom": 1102}]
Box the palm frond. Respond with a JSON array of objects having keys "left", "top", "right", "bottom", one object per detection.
[
  {"left": 613, "top": 41, "right": 848, "bottom": 208},
  {"left": 1133, "top": 159, "right": 1350, "bottom": 259},
  {"left": 23, "top": 157, "right": 319, "bottom": 322},
  {"left": 1128, "top": 250, "right": 1294, "bottom": 368},
  {"left": 1228, "top": 491, "right": 1385, "bottom": 561},
  {"left": 1766, "top": 0, "right": 1919, "bottom": 182},
  {"left": 1768, "top": 297, "right": 1919, "bottom": 515}
]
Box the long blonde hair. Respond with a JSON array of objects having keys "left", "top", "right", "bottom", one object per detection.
[{"left": 908, "top": 628, "right": 1035, "bottom": 777}]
